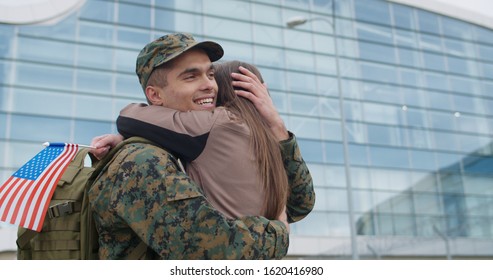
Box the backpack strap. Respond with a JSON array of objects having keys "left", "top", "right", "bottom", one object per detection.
[{"left": 17, "top": 229, "right": 37, "bottom": 250}]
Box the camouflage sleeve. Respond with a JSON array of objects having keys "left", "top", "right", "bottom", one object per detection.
[
  {"left": 109, "top": 143, "right": 289, "bottom": 259},
  {"left": 280, "top": 132, "right": 315, "bottom": 223}
]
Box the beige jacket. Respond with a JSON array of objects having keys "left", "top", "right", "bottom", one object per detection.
[{"left": 118, "top": 103, "right": 264, "bottom": 219}]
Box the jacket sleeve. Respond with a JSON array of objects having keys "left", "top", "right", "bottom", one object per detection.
[
  {"left": 280, "top": 132, "right": 315, "bottom": 223},
  {"left": 117, "top": 103, "right": 217, "bottom": 162},
  {"left": 109, "top": 143, "right": 288, "bottom": 259}
]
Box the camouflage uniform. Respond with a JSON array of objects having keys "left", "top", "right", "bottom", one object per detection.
[{"left": 88, "top": 134, "right": 314, "bottom": 259}]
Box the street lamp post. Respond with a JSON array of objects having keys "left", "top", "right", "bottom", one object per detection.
[{"left": 286, "top": 1, "right": 360, "bottom": 260}]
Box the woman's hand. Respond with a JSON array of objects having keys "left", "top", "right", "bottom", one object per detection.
[
  {"left": 89, "top": 134, "right": 124, "bottom": 160},
  {"left": 231, "top": 66, "right": 289, "bottom": 141}
]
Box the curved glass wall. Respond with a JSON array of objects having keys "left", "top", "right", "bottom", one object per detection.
[{"left": 1, "top": 0, "right": 492, "bottom": 259}]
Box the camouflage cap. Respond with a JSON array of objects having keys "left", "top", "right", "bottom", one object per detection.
[{"left": 136, "top": 33, "right": 224, "bottom": 91}]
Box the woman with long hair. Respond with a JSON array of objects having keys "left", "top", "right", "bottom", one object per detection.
[{"left": 110, "top": 60, "right": 313, "bottom": 221}]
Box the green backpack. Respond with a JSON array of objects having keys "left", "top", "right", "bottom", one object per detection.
[{"left": 16, "top": 137, "right": 152, "bottom": 260}]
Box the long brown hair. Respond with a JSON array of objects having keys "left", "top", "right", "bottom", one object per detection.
[{"left": 214, "top": 60, "right": 289, "bottom": 220}]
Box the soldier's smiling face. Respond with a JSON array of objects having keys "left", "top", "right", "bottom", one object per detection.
[{"left": 148, "top": 48, "right": 218, "bottom": 112}]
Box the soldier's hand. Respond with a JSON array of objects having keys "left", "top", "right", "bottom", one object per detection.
[{"left": 90, "top": 134, "right": 124, "bottom": 160}]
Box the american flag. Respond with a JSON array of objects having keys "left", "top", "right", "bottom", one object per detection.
[{"left": 0, "top": 143, "right": 79, "bottom": 232}]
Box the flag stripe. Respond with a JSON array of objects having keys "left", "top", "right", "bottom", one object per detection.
[
  {"left": 33, "top": 145, "right": 78, "bottom": 230},
  {"left": 28, "top": 144, "right": 78, "bottom": 231},
  {"left": 0, "top": 177, "right": 21, "bottom": 219},
  {"left": 9, "top": 179, "right": 34, "bottom": 224},
  {"left": 0, "top": 143, "right": 79, "bottom": 232},
  {"left": 1, "top": 178, "right": 25, "bottom": 221}
]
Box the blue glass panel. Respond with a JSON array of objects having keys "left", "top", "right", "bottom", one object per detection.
[
  {"left": 422, "top": 52, "right": 445, "bottom": 72},
  {"left": 436, "top": 152, "right": 462, "bottom": 172},
  {"left": 354, "top": 0, "right": 390, "bottom": 25},
  {"left": 18, "top": 16, "right": 76, "bottom": 40},
  {"left": 11, "top": 88, "right": 72, "bottom": 118},
  {"left": 74, "top": 120, "right": 113, "bottom": 145},
  {"left": 286, "top": 72, "right": 317, "bottom": 94},
  {"left": 393, "top": 214, "right": 416, "bottom": 236},
  {"left": 359, "top": 42, "right": 396, "bottom": 64},
  {"left": 480, "top": 62, "right": 493, "bottom": 79},
  {"left": 427, "top": 91, "right": 452, "bottom": 111},
  {"left": 118, "top": 3, "right": 151, "bottom": 28},
  {"left": 0, "top": 113, "right": 5, "bottom": 138},
  {"left": 476, "top": 26, "right": 493, "bottom": 45},
  {"left": 419, "top": 34, "right": 442, "bottom": 51},
  {"left": 76, "top": 70, "right": 112, "bottom": 95},
  {"left": 478, "top": 44, "right": 493, "bottom": 63},
  {"left": 115, "top": 49, "right": 139, "bottom": 72},
  {"left": 392, "top": 4, "right": 416, "bottom": 29},
  {"left": 356, "top": 23, "right": 393, "bottom": 45},
  {"left": 361, "top": 82, "right": 400, "bottom": 104},
  {"left": 77, "top": 45, "right": 113, "bottom": 70},
  {"left": 79, "top": 22, "right": 113, "bottom": 45},
  {"left": 424, "top": 72, "right": 449, "bottom": 91},
  {"left": 0, "top": 25, "right": 14, "bottom": 59},
  {"left": 117, "top": 27, "right": 150, "bottom": 49},
  {"left": 74, "top": 94, "right": 114, "bottom": 121},
  {"left": 398, "top": 48, "right": 419, "bottom": 67},
  {"left": 80, "top": 1, "right": 114, "bottom": 22},
  {"left": 325, "top": 142, "right": 344, "bottom": 164},
  {"left": 321, "top": 119, "right": 342, "bottom": 141},
  {"left": 463, "top": 156, "right": 493, "bottom": 175},
  {"left": 449, "top": 76, "right": 478, "bottom": 95},
  {"left": 289, "top": 116, "right": 321, "bottom": 140},
  {"left": 297, "top": 139, "right": 324, "bottom": 163},
  {"left": 448, "top": 56, "right": 475, "bottom": 76},
  {"left": 253, "top": 25, "right": 283, "bottom": 46},
  {"left": 408, "top": 128, "right": 432, "bottom": 149},
  {"left": 369, "top": 146, "right": 410, "bottom": 169},
  {"left": 411, "top": 150, "right": 436, "bottom": 171},
  {"left": 367, "top": 124, "right": 403, "bottom": 146},
  {"left": 442, "top": 17, "right": 474, "bottom": 40},
  {"left": 155, "top": 0, "right": 199, "bottom": 11},
  {"left": 416, "top": 10, "right": 440, "bottom": 35},
  {"left": 285, "top": 50, "right": 315, "bottom": 72},
  {"left": 17, "top": 37, "right": 75, "bottom": 66},
  {"left": 348, "top": 144, "right": 368, "bottom": 166},
  {"left": 433, "top": 131, "right": 459, "bottom": 152},
  {"left": 116, "top": 73, "right": 142, "bottom": 98},
  {"left": 319, "top": 97, "right": 340, "bottom": 119},
  {"left": 293, "top": 211, "right": 330, "bottom": 236},
  {"left": 444, "top": 38, "right": 467, "bottom": 56},
  {"left": 360, "top": 63, "right": 398, "bottom": 85},
  {"left": 218, "top": 41, "right": 254, "bottom": 63},
  {"left": 154, "top": 9, "right": 175, "bottom": 30},
  {"left": 204, "top": 0, "right": 251, "bottom": 20},
  {"left": 413, "top": 193, "right": 442, "bottom": 215},
  {"left": 10, "top": 114, "right": 71, "bottom": 142},
  {"left": 16, "top": 63, "right": 73, "bottom": 90},
  {"left": 204, "top": 17, "right": 252, "bottom": 42},
  {"left": 429, "top": 112, "right": 454, "bottom": 131}
]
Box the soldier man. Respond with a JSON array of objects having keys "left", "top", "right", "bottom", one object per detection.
[{"left": 88, "top": 33, "right": 314, "bottom": 259}]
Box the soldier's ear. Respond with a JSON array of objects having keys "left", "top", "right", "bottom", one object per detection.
[{"left": 145, "top": 86, "right": 164, "bottom": 106}]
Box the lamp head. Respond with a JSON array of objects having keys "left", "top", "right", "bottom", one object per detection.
[{"left": 286, "top": 16, "right": 308, "bottom": 28}]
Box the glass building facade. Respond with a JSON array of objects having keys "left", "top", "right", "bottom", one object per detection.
[{"left": 1, "top": 0, "right": 492, "bottom": 259}]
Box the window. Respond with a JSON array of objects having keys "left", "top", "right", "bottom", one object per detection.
[
  {"left": 76, "top": 70, "right": 112, "bottom": 96},
  {"left": 11, "top": 88, "right": 72, "bottom": 118},
  {"left": 16, "top": 63, "right": 73, "bottom": 90},
  {"left": 369, "top": 146, "right": 410, "bottom": 169},
  {"left": 10, "top": 114, "right": 71, "bottom": 142},
  {"left": 118, "top": 3, "right": 151, "bottom": 28}
]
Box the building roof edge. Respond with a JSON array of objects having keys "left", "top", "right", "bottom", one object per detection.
[{"left": 388, "top": 0, "right": 493, "bottom": 30}]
